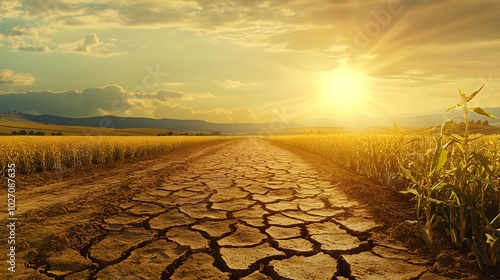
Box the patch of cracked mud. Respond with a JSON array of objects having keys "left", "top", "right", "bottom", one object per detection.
[{"left": 27, "top": 139, "right": 430, "bottom": 279}]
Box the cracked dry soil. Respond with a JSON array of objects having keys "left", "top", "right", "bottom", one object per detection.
[{"left": 0, "top": 138, "right": 470, "bottom": 279}]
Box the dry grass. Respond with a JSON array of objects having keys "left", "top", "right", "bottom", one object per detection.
[{"left": 0, "top": 136, "right": 231, "bottom": 174}]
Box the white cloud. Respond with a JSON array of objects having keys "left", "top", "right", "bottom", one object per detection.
[
  {"left": 17, "top": 42, "right": 48, "bottom": 52},
  {"left": 161, "top": 82, "right": 184, "bottom": 86},
  {"left": 182, "top": 92, "right": 215, "bottom": 100},
  {"left": 0, "top": 69, "right": 34, "bottom": 86},
  {"left": 153, "top": 90, "right": 183, "bottom": 99},
  {"left": 216, "top": 79, "right": 258, "bottom": 89},
  {"left": 0, "top": 1, "right": 22, "bottom": 19},
  {"left": 0, "top": 26, "right": 51, "bottom": 52},
  {"left": 66, "top": 33, "right": 126, "bottom": 57}
]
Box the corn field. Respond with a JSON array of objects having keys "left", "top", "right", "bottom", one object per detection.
[
  {"left": 0, "top": 136, "right": 230, "bottom": 175},
  {"left": 270, "top": 85, "right": 500, "bottom": 270}
]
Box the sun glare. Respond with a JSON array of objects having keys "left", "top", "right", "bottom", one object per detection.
[
  {"left": 326, "top": 67, "right": 365, "bottom": 105},
  {"left": 320, "top": 66, "right": 368, "bottom": 117}
]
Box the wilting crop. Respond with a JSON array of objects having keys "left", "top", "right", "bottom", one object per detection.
[
  {"left": 269, "top": 85, "right": 500, "bottom": 269},
  {"left": 0, "top": 136, "right": 230, "bottom": 175}
]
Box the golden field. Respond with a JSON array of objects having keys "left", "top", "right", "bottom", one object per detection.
[
  {"left": 0, "top": 136, "right": 231, "bottom": 174},
  {"left": 270, "top": 132, "right": 500, "bottom": 269}
]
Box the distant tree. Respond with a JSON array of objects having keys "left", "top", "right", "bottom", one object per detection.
[
  {"left": 475, "top": 120, "right": 482, "bottom": 125},
  {"left": 51, "top": 132, "right": 56, "bottom": 136},
  {"left": 35, "top": 131, "right": 45, "bottom": 136},
  {"left": 483, "top": 120, "right": 489, "bottom": 126},
  {"left": 18, "top": 130, "right": 27, "bottom": 135},
  {"left": 56, "top": 132, "right": 62, "bottom": 136},
  {"left": 11, "top": 131, "right": 17, "bottom": 135},
  {"left": 29, "top": 131, "right": 34, "bottom": 135},
  {"left": 167, "top": 131, "right": 174, "bottom": 136}
]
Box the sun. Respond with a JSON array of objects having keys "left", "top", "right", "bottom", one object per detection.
[{"left": 324, "top": 66, "right": 366, "bottom": 109}]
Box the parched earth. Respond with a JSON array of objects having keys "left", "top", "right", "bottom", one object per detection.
[{"left": 0, "top": 138, "right": 489, "bottom": 279}]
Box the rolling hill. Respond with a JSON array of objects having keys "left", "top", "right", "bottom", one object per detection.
[{"left": 0, "top": 107, "right": 499, "bottom": 136}]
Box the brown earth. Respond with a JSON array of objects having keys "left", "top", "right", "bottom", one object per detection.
[{"left": 1, "top": 138, "right": 498, "bottom": 279}]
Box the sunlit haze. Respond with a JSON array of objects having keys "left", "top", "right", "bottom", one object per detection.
[{"left": 0, "top": 0, "right": 499, "bottom": 123}]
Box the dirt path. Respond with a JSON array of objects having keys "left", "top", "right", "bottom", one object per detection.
[{"left": 2, "top": 138, "right": 439, "bottom": 279}]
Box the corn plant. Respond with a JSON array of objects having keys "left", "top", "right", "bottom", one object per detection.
[
  {"left": 1, "top": 136, "right": 231, "bottom": 176},
  {"left": 268, "top": 86, "right": 500, "bottom": 269},
  {"left": 442, "top": 85, "right": 500, "bottom": 269},
  {"left": 397, "top": 84, "right": 500, "bottom": 269},
  {"left": 394, "top": 126, "right": 447, "bottom": 246}
]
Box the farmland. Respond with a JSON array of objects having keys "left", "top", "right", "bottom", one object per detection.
[
  {"left": 0, "top": 136, "right": 232, "bottom": 175},
  {"left": 1, "top": 91, "right": 500, "bottom": 278},
  {"left": 270, "top": 132, "right": 500, "bottom": 271},
  {"left": 1, "top": 132, "right": 500, "bottom": 278}
]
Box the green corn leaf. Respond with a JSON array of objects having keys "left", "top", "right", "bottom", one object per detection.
[
  {"left": 471, "top": 107, "right": 498, "bottom": 119},
  {"left": 446, "top": 103, "right": 461, "bottom": 112},
  {"left": 400, "top": 188, "right": 420, "bottom": 197},
  {"left": 466, "top": 84, "right": 485, "bottom": 102},
  {"left": 434, "top": 149, "right": 448, "bottom": 174},
  {"left": 470, "top": 152, "right": 494, "bottom": 175},
  {"left": 426, "top": 197, "right": 446, "bottom": 205},
  {"left": 450, "top": 133, "right": 465, "bottom": 143},
  {"left": 431, "top": 181, "right": 450, "bottom": 191},
  {"left": 443, "top": 139, "right": 464, "bottom": 153},
  {"left": 399, "top": 165, "right": 418, "bottom": 184},
  {"left": 429, "top": 147, "right": 442, "bottom": 176}
]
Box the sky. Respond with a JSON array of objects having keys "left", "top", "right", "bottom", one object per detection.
[{"left": 0, "top": 0, "right": 499, "bottom": 123}]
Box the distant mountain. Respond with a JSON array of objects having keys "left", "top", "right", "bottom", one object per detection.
[
  {"left": 18, "top": 113, "right": 344, "bottom": 134},
  {"left": 17, "top": 107, "right": 500, "bottom": 134}
]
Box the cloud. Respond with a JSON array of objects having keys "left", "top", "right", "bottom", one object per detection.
[
  {"left": 0, "top": 85, "right": 131, "bottom": 116},
  {"left": 0, "top": 26, "right": 50, "bottom": 52},
  {"left": 183, "top": 92, "right": 214, "bottom": 100},
  {"left": 5, "top": 0, "right": 500, "bottom": 56},
  {"left": 0, "top": 69, "right": 34, "bottom": 86},
  {"left": 216, "top": 79, "right": 258, "bottom": 89},
  {"left": 16, "top": 42, "right": 47, "bottom": 52},
  {"left": 135, "top": 90, "right": 214, "bottom": 101},
  {"left": 0, "top": 1, "right": 22, "bottom": 19},
  {"left": 3, "top": 26, "right": 38, "bottom": 38},
  {"left": 161, "top": 82, "right": 184, "bottom": 86},
  {"left": 154, "top": 90, "right": 183, "bottom": 99},
  {"left": 0, "top": 85, "right": 264, "bottom": 123},
  {"left": 67, "top": 33, "right": 125, "bottom": 57}
]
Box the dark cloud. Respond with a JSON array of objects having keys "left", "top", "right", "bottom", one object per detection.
[
  {"left": 0, "top": 85, "right": 131, "bottom": 116},
  {"left": 6, "top": 29, "right": 24, "bottom": 36}
]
